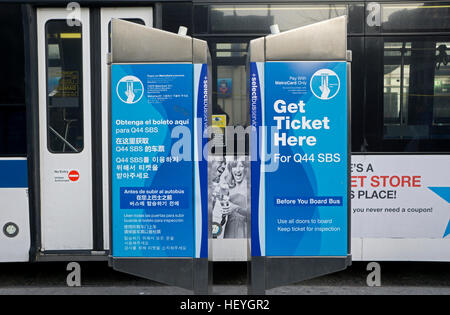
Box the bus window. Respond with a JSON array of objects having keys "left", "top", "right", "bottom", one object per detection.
[
  {"left": 217, "top": 65, "right": 246, "bottom": 126},
  {"left": 208, "top": 4, "right": 347, "bottom": 34},
  {"left": 382, "top": 3, "right": 450, "bottom": 32},
  {"left": 204, "top": 40, "right": 251, "bottom": 155},
  {"left": 45, "top": 20, "right": 84, "bottom": 153},
  {"left": 365, "top": 36, "right": 450, "bottom": 152},
  {"left": 0, "top": 4, "right": 26, "bottom": 156},
  {"left": 383, "top": 40, "right": 450, "bottom": 141},
  {"left": 214, "top": 42, "right": 248, "bottom": 127},
  {"left": 0, "top": 4, "right": 24, "bottom": 105}
]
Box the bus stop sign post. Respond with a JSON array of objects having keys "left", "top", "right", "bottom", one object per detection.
[
  {"left": 109, "top": 19, "right": 211, "bottom": 294},
  {"left": 248, "top": 16, "right": 352, "bottom": 294}
]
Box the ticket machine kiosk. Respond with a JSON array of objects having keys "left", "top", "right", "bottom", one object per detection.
[
  {"left": 109, "top": 19, "right": 211, "bottom": 294},
  {"left": 248, "top": 16, "right": 352, "bottom": 294}
]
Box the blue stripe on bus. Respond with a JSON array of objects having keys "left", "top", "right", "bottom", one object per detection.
[{"left": 0, "top": 160, "right": 28, "bottom": 188}]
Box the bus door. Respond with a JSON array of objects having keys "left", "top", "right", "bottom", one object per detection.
[
  {"left": 37, "top": 8, "right": 92, "bottom": 252},
  {"left": 36, "top": 7, "right": 152, "bottom": 255}
]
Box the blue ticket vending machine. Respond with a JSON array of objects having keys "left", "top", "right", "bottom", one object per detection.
[
  {"left": 109, "top": 19, "right": 210, "bottom": 293},
  {"left": 249, "top": 16, "right": 352, "bottom": 294}
]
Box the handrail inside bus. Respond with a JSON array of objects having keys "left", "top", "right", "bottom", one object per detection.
[{"left": 48, "top": 126, "right": 79, "bottom": 153}]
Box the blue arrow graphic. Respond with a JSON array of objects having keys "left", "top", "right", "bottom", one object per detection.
[{"left": 428, "top": 187, "right": 450, "bottom": 238}]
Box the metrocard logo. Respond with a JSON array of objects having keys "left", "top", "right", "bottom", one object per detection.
[
  {"left": 116, "top": 75, "right": 144, "bottom": 104},
  {"left": 310, "top": 69, "right": 340, "bottom": 100}
]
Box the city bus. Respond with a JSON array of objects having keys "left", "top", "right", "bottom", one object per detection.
[{"left": 0, "top": 0, "right": 449, "bottom": 263}]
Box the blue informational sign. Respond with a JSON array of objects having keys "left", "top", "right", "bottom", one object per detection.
[
  {"left": 111, "top": 63, "right": 195, "bottom": 258},
  {"left": 251, "top": 61, "right": 348, "bottom": 257}
]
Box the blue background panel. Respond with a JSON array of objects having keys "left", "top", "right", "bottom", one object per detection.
[
  {"left": 111, "top": 63, "right": 194, "bottom": 258},
  {"left": 264, "top": 61, "right": 348, "bottom": 257}
]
